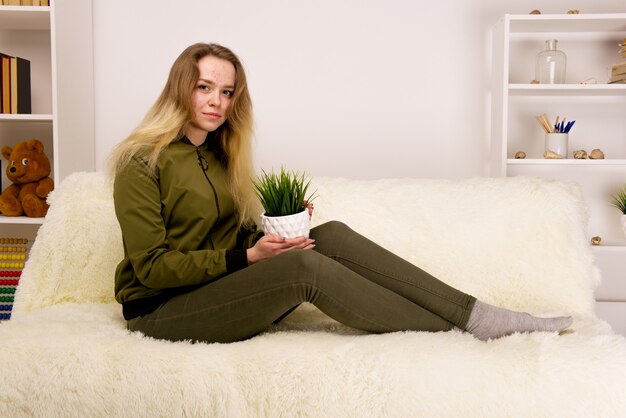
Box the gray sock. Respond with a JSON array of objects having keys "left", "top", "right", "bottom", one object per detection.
[{"left": 465, "top": 300, "right": 573, "bottom": 341}]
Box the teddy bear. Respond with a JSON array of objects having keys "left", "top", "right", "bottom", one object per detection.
[{"left": 0, "top": 139, "right": 54, "bottom": 217}]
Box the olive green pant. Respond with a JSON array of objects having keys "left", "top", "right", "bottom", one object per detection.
[{"left": 128, "top": 221, "right": 476, "bottom": 343}]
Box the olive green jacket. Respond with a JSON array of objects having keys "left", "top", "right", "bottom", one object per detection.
[{"left": 113, "top": 138, "right": 261, "bottom": 319}]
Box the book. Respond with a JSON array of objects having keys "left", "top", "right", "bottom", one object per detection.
[
  {"left": 609, "top": 72, "right": 626, "bottom": 83},
  {"left": 612, "top": 61, "right": 626, "bottom": 73},
  {"left": 9, "top": 58, "right": 16, "bottom": 113},
  {"left": 0, "top": 0, "right": 47, "bottom": 5},
  {"left": 613, "top": 62, "right": 626, "bottom": 76},
  {"left": 9, "top": 56, "right": 31, "bottom": 114},
  {"left": 0, "top": 54, "right": 4, "bottom": 112},
  {"left": 1, "top": 54, "right": 11, "bottom": 114}
]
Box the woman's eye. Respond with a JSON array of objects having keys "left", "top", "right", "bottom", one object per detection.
[
  {"left": 198, "top": 85, "right": 210, "bottom": 91},
  {"left": 223, "top": 90, "right": 234, "bottom": 97}
]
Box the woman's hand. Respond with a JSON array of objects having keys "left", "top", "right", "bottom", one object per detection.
[
  {"left": 305, "top": 202, "right": 314, "bottom": 219},
  {"left": 247, "top": 234, "right": 315, "bottom": 264}
]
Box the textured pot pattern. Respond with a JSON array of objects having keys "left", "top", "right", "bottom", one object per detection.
[{"left": 260, "top": 210, "right": 310, "bottom": 238}]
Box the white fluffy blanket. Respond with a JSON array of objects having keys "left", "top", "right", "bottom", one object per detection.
[{"left": 1, "top": 172, "right": 625, "bottom": 417}]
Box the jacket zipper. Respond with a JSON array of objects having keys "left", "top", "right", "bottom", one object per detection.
[{"left": 195, "top": 146, "right": 220, "bottom": 250}]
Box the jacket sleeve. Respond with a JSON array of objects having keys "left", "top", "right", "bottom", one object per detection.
[
  {"left": 114, "top": 155, "right": 232, "bottom": 290},
  {"left": 240, "top": 223, "right": 264, "bottom": 249},
  {"left": 223, "top": 222, "right": 264, "bottom": 273}
]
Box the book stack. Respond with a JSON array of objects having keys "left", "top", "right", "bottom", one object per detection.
[
  {"left": 0, "top": 53, "right": 31, "bottom": 114},
  {"left": 0, "top": 1, "right": 50, "bottom": 5},
  {"left": 609, "top": 39, "right": 626, "bottom": 84},
  {"left": 610, "top": 61, "right": 626, "bottom": 84}
]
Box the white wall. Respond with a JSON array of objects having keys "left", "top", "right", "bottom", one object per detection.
[{"left": 93, "top": 0, "right": 626, "bottom": 179}]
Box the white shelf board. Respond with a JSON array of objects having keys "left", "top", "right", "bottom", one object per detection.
[
  {"left": 0, "top": 215, "right": 44, "bottom": 225},
  {"left": 509, "top": 84, "right": 626, "bottom": 96},
  {"left": 508, "top": 158, "right": 626, "bottom": 165},
  {"left": 0, "top": 6, "right": 50, "bottom": 30},
  {"left": 507, "top": 13, "right": 626, "bottom": 34},
  {"left": 0, "top": 114, "right": 53, "bottom": 123}
]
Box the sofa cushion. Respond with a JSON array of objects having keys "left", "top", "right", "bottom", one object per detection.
[
  {"left": 13, "top": 172, "right": 123, "bottom": 316},
  {"left": 13, "top": 173, "right": 599, "bottom": 318},
  {"left": 311, "top": 177, "right": 599, "bottom": 317}
]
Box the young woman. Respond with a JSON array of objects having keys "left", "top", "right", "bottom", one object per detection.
[{"left": 111, "top": 43, "right": 572, "bottom": 344}]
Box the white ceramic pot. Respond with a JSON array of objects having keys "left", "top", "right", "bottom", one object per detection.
[
  {"left": 260, "top": 210, "right": 310, "bottom": 238},
  {"left": 545, "top": 133, "right": 569, "bottom": 158},
  {"left": 622, "top": 214, "right": 626, "bottom": 237}
]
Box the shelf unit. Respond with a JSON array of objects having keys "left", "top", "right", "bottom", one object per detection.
[
  {"left": 491, "top": 13, "right": 626, "bottom": 244},
  {"left": 0, "top": 1, "right": 95, "bottom": 322},
  {"left": 0, "top": 1, "right": 95, "bottom": 320},
  {"left": 491, "top": 13, "right": 626, "bottom": 335},
  {"left": 0, "top": 1, "right": 94, "bottom": 231}
]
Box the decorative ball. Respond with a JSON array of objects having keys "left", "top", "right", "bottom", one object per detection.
[
  {"left": 589, "top": 149, "right": 605, "bottom": 159},
  {"left": 514, "top": 151, "right": 526, "bottom": 159},
  {"left": 573, "top": 150, "right": 588, "bottom": 159},
  {"left": 591, "top": 236, "right": 602, "bottom": 245}
]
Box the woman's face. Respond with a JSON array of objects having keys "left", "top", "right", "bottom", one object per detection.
[{"left": 186, "top": 55, "right": 236, "bottom": 145}]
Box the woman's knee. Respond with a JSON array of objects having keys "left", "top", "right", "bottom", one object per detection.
[
  {"left": 275, "top": 250, "right": 344, "bottom": 294},
  {"left": 310, "top": 220, "right": 351, "bottom": 241},
  {"left": 277, "top": 249, "right": 324, "bottom": 273},
  {"left": 309, "top": 220, "right": 353, "bottom": 255}
]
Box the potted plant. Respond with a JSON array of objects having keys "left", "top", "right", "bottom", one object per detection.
[
  {"left": 253, "top": 167, "right": 317, "bottom": 238},
  {"left": 610, "top": 185, "right": 626, "bottom": 237}
]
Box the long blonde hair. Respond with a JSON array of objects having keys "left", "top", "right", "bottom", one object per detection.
[{"left": 109, "top": 43, "right": 258, "bottom": 225}]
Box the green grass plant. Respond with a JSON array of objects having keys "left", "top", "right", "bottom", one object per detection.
[
  {"left": 610, "top": 186, "right": 626, "bottom": 214},
  {"left": 254, "top": 167, "right": 317, "bottom": 217}
]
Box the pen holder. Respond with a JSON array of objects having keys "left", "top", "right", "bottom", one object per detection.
[{"left": 545, "top": 133, "right": 568, "bottom": 158}]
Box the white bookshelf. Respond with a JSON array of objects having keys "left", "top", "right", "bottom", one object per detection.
[
  {"left": 509, "top": 84, "right": 626, "bottom": 96},
  {"left": 0, "top": 6, "right": 50, "bottom": 30},
  {"left": 0, "top": 3, "right": 94, "bottom": 231},
  {"left": 0, "top": 114, "right": 52, "bottom": 122},
  {"left": 491, "top": 13, "right": 626, "bottom": 335}
]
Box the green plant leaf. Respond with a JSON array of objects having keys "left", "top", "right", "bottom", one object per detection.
[
  {"left": 253, "top": 166, "right": 318, "bottom": 217},
  {"left": 610, "top": 186, "right": 626, "bottom": 214}
]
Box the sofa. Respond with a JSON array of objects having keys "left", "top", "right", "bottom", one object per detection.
[{"left": 1, "top": 172, "right": 626, "bottom": 417}]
